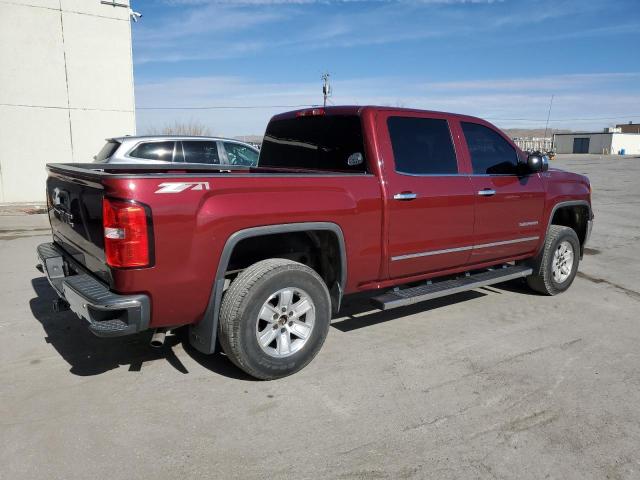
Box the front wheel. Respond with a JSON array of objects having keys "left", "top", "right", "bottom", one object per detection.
[
  {"left": 218, "top": 259, "right": 331, "bottom": 380},
  {"left": 527, "top": 225, "right": 580, "bottom": 295}
]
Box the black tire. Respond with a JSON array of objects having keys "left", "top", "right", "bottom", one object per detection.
[
  {"left": 526, "top": 225, "right": 580, "bottom": 295},
  {"left": 218, "top": 259, "right": 331, "bottom": 380}
]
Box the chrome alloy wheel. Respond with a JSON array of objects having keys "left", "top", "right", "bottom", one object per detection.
[
  {"left": 255, "top": 287, "right": 316, "bottom": 358},
  {"left": 552, "top": 240, "right": 574, "bottom": 283}
]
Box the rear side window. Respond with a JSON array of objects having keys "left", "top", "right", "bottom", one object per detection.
[
  {"left": 129, "top": 141, "right": 174, "bottom": 161},
  {"left": 387, "top": 117, "right": 458, "bottom": 174},
  {"left": 224, "top": 142, "right": 259, "bottom": 166},
  {"left": 462, "top": 122, "right": 518, "bottom": 175},
  {"left": 259, "top": 115, "right": 366, "bottom": 172},
  {"left": 182, "top": 141, "right": 220, "bottom": 164},
  {"left": 94, "top": 141, "right": 120, "bottom": 162}
]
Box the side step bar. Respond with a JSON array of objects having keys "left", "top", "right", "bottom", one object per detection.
[{"left": 371, "top": 264, "right": 532, "bottom": 311}]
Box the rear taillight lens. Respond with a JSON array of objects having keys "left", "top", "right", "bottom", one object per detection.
[{"left": 102, "top": 198, "right": 151, "bottom": 268}]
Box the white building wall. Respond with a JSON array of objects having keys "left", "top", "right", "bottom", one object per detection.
[
  {"left": 554, "top": 134, "right": 613, "bottom": 154},
  {"left": 0, "top": 0, "right": 135, "bottom": 203},
  {"left": 611, "top": 134, "right": 640, "bottom": 155}
]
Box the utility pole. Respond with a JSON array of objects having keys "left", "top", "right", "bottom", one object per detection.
[{"left": 322, "top": 72, "right": 332, "bottom": 107}]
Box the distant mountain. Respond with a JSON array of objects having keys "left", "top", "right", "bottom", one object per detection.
[
  {"left": 235, "top": 129, "right": 575, "bottom": 144},
  {"left": 502, "top": 128, "right": 571, "bottom": 138},
  {"left": 234, "top": 135, "right": 264, "bottom": 145}
]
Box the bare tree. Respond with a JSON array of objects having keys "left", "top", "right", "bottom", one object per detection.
[{"left": 144, "top": 120, "right": 213, "bottom": 136}]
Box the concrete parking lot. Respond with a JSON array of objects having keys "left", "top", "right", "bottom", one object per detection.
[{"left": 1, "top": 154, "right": 639, "bottom": 479}]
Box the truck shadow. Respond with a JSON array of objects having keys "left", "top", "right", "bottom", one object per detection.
[
  {"left": 29, "top": 277, "right": 252, "bottom": 380},
  {"left": 332, "top": 290, "right": 487, "bottom": 332}
]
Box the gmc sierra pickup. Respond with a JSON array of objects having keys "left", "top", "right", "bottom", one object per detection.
[{"left": 37, "top": 106, "right": 593, "bottom": 379}]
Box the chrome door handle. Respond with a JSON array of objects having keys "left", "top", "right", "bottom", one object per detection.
[
  {"left": 393, "top": 192, "right": 417, "bottom": 201},
  {"left": 478, "top": 189, "right": 496, "bottom": 196}
]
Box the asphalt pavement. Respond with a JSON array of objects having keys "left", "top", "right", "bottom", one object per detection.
[{"left": 1, "top": 154, "right": 639, "bottom": 479}]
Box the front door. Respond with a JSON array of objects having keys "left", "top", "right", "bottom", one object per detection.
[
  {"left": 379, "top": 112, "right": 476, "bottom": 279},
  {"left": 460, "top": 121, "right": 545, "bottom": 264}
]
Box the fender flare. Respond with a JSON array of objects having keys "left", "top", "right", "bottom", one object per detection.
[
  {"left": 538, "top": 200, "right": 593, "bottom": 256},
  {"left": 189, "top": 222, "right": 347, "bottom": 355}
]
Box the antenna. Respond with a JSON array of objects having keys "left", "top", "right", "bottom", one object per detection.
[
  {"left": 543, "top": 94, "right": 554, "bottom": 141},
  {"left": 322, "top": 73, "right": 332, "bottom": 108}
]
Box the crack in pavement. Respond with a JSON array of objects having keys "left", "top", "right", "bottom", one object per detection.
[{"left": 577, "top": 272, "right": 640, "bottom": 300}]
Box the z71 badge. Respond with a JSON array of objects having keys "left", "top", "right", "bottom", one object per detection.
[{"left": 154, "top": 182, "right": 210, "bottom": 194}]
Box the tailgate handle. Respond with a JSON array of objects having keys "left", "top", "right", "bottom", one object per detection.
[{"left": 393, "top": 192, "right": 417, "bottom": 201}]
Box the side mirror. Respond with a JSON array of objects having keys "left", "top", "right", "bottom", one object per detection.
[{"left": 527, "top": 152, "right": 549, "bottom": 173}]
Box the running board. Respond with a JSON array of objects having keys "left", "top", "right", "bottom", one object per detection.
[{"left": 371, "top": 264, "right": 532, "bottom": 311}]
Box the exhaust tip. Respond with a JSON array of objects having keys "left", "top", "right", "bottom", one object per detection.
[{"left": 150, "top": 329, "right": 167, "bottom": 348}]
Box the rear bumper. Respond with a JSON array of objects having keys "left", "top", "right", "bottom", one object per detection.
[{"left": 36, "top": 242, "right": 150, "bottom": 337}]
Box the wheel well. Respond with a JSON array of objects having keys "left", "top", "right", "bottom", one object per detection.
[
  {"left": 550, "top": 205, "right": 590, "bottom": 253},
  {"left": 226, "top": 230, "right": 343, "bottom": 292}
]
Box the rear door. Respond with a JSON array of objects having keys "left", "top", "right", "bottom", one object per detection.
[
  {"left": 378, "top": 111, "right": 476, "bottom": 279},
  {"left": 460, "top": 121, "right": 545, "bottom": 264},
  {"left": 181, "top": 140, "right": 222, "bottom": 164}
]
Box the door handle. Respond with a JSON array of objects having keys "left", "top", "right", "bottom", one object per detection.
[
  {"left": 393, "top": 192, "right": 417, "bottom": 201},
  {"left": 478, "top": 189, "right": 496, "bottom": 196}
]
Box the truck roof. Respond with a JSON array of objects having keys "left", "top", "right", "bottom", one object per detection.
[{"left": 272, "top": 105, "right": 487, "bottom": 124}]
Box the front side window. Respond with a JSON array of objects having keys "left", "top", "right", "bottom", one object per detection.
[
  {"left": 129, "top": 141, "right": 174, "bottom": 161},
  {"left": 182, "top": 141, "right": 220, "bottom": 164},
  {"left": 387, "top": 116, "right": 458, "bottom": 174},
  {"left": 462, "top": 122, "right": 518, "bottom": 175},
  {"left": 259, "top": 115, "right": 366, "bottom": 172},
  {"left": 224, "top": 142, "right": 259, "bottom": 166}
]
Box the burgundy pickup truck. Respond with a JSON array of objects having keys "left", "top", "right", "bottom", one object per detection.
[{"left": 37, "top": 106, "right": 593, "bottom": 379}]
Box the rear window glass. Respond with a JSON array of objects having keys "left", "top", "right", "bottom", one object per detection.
[
  {"left": 259, "top": 115, "right": 366, "bottom": 172},
  {"left": 94, "top": 141, "right": 120, "bottom": 162},
  {"left": 129, "top": 141, "right": 174, "bottom": 161},
  {"left": 182, "top": 141, "right": 220, "bottom": 164},
  {"left": 387, "top": 117, "right": 458, "bottom": 174}
]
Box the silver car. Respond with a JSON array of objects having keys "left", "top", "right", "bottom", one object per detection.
[{"left": 94, "top": 136, "right": 260, "bottom": 167}]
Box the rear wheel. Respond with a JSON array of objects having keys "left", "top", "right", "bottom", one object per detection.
[
  {"left": 218, "top": 259, "right": 331, "bottom": 380},
  {"left": 527, "top": 225, "right": 580, "bottom": 295}
]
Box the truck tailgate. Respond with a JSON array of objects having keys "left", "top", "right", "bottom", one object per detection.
[{"left": 46, "top": 168, "right": 110, "bottom": 284}]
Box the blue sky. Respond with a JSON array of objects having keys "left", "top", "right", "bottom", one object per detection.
[{"left": 131, "top": 0, "right": 640, "bottom": 136}]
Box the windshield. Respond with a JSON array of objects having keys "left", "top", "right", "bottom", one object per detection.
[
  {"left": 258, "top": 115, "right": 366, "bottom": 172},
  {"left": 94, "top": 141, "right": 121, "bottom": 162}
]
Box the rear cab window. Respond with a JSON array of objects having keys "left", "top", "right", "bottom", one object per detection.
[
  {"left": 259, "top": 114, "right": 367, "bottom": 173},
  {"left": 387, "top": 117, "right": 458, "bottom": 174},
  {"left": 128, "top": 141, "right": 175, "bottom": 162},
  {"left": 461, "top": 122, "right": 519, "bottom": 175}
]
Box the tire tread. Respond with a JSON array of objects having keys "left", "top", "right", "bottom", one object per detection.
[
  {"left": 218, "top": 258, "right": 329, "bottom": 380},
  {"left": 527, "top": 225, "right": 579, "bottom": 295}
]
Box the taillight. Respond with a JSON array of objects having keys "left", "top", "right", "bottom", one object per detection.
[
  {"left": 102, "top": 197, "right": 151, "bottom": 268},
  {"left": 295, "top": 108, "right": 325, "bottom": 117}
]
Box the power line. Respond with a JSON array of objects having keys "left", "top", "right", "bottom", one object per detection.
[
  {"left": 135, "top": 103, "right": 639, "bottom": 123},
  {"left": 136, "top": 104, "right": 318, "bottom": 110},
  {"left": 485, "top": 115, "right": 640, "bottom": 122}
]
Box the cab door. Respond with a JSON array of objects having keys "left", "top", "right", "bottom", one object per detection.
[
  {"left": 378, "top": 111, "right": 476, "bottom": 280},
  {"left": 459, "top": 121, "right": 545, "bottom": 264}
]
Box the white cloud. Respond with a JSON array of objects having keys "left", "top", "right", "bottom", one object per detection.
[{"left": 135, "top": 73, "right": 640, "bottom": 136}]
